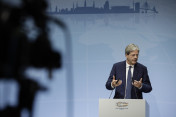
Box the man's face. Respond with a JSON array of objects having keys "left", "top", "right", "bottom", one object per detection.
[{"left": 126, "top": 50, "right": 139, "bottom": 65}]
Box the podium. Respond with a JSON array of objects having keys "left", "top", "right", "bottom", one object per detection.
[{"left": 99, "top": 99, "right": 149, "bottom": 117}]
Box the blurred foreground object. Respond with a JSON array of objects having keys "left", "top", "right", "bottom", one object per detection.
[{"left": 0, "top": 0, "right": 67, "bottom": 117}]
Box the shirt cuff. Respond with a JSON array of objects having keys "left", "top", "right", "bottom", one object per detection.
[
  {"left": 111, "top": 82, "right": 115, "bottom": 89},
  {"left": 138, "top": 84, "right": 143, "bottom": 89}
]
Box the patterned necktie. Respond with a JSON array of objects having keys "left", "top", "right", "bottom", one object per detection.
[{"left": 126, "top": 66, "right": 132, "bottom": 99}]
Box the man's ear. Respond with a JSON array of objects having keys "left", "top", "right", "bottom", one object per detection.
[{"left": 125, "top": 54, "right": 128, "bottom": 58}]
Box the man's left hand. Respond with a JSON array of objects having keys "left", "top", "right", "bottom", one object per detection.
[{"left": 132, "top": 78, "right": 142, "bottom": 89}]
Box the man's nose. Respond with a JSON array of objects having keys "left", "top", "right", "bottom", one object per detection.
[{"left": 134, "top": 55, "right": 138, "bottom": 58}]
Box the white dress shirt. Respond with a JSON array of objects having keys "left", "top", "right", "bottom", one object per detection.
[
  {"left": 126, "top": 62, "right": 134, "bottom": 85},
  {"left": 124, "top": 62, "right": 134, "bottom": 98},
  {"left": 126, "top": 61, "right": 142, "bottom": 90}
]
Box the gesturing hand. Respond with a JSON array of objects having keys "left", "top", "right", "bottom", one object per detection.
[
  {"left": 132, "top": 78, "right": 142, "bottom": 89},
  {"left": 111, "top": 75, "right": 122, "bottom": 88}
]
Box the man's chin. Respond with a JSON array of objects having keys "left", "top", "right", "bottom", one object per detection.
[{"left": 132, "top": 61, "right": 137, "bottom": 65}]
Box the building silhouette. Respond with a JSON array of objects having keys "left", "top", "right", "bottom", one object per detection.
[{"left": 48, "top": 0, "right": 158, "bottom": 14}]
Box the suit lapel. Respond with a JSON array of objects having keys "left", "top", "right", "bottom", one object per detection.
[
  {"left": 122, "top": 61, "right": 126, "bottom": 87},
  {"left": 133, "top": 63, "right": 139, "bottom": 80}
]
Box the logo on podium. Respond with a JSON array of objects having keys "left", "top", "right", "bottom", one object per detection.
[{"left": 116, "top": 102, "right": 129, "bottom": 110}]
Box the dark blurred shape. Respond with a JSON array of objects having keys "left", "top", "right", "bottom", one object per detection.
[{"left": 0, "top": 0, "right": 66, "bottom": 117}]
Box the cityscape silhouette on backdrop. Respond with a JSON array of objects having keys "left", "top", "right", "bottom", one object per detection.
[{"left": 48, "top": 0, "right": 158, "bottom": 14}]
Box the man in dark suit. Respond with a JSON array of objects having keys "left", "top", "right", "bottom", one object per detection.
[{"left": 106, "top": 44, "right": 152, "bottom": 99}]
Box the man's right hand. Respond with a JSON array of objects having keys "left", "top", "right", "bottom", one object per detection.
[{"left": 111, "top": 75, "right": 122, "bottom": 88}]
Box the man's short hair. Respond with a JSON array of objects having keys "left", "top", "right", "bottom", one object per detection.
[{"left": 125, "top": 44, "right": 139, "bottom": 55}]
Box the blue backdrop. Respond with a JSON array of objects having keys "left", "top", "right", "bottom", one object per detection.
[{"left": 29, "top": 0, "right": 176, "bottom": 117}]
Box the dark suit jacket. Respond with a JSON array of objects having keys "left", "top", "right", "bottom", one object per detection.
[{"left": 106, "top": 61, "right": 152, "bottom": 99}]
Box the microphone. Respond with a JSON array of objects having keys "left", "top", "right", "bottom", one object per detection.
[{"left": 109, "top": 90, "right": 113, "bottom": 99}]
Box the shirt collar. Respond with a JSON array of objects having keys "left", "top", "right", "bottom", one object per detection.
[{"left": 126, "top": 61, "right": 134, "bottom": 68}]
